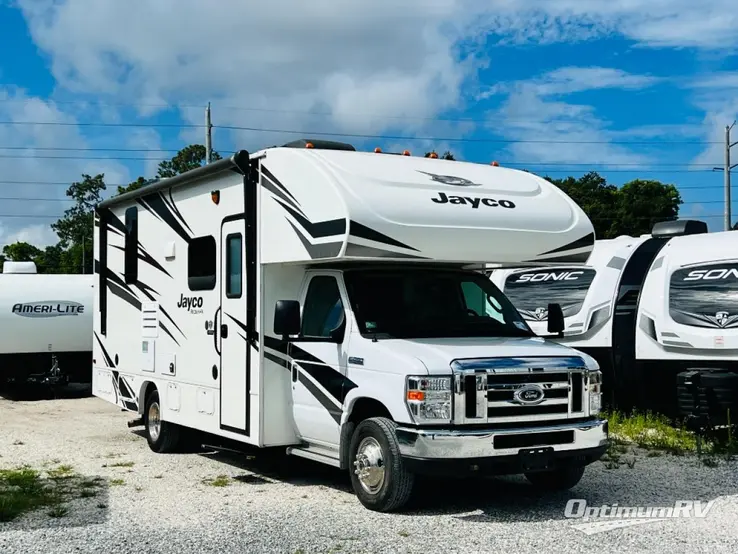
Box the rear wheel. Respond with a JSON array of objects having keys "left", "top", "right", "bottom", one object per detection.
[
  {"left": 348, "top": 417, "right": 414, "bottom": 512},
  {"left": 524, "top": 464, "right": 585, "bottom": 491},
  {"left": 144, "top": 388, "right": 181, "bottom": 453}
]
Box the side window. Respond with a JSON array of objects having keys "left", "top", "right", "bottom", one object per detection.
[
  {"left": 301, "top": 276, "right": 345, "bottom": 339},
  {"left": 188, "top": 236, "right": 216, "bottom": 291},
  {"left": 124, "top": 207, "right": 138, "bottom": 284},
  {"left": 225, "top": 233, "right": 242, "bottom": 298}
]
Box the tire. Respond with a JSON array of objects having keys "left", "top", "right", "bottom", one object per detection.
[
  {"left": 348, "top": 417, "right": 415, "bottom": 512},
  {"left": 524, "top": 464, "right": 585, "bottom": 491},
  {"left": 143, "top": 388, "right": 181, "bottom": 453}
]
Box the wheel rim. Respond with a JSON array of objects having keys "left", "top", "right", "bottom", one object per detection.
[
  {"left": 353, "top": 436, "right": 385, "bottom": 494},
  {"left": 148, "top": 401, "right": 161, "bottom": 442}
]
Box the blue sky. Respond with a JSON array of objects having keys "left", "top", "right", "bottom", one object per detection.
[{"left": 2, "top": 0, "right": 738, "bottom": 247}]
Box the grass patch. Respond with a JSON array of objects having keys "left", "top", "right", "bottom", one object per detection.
[
  {"left": 105, "top": 461, "right": 134, "bottom": 468},
  {"left": 110, "top": 478, "right": 125, "bottom": 486},
  {"left": 202, "top": 475, "right": 230, "bottom": 487},
  {"left": 0, "top": 464, "right": 106, "bottom": 523}
]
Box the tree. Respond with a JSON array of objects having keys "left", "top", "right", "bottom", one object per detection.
[
  {"left": 117, "top": 176, "right": 153, "bottom": 195},
  {"left": 156, "top": 144, "right": 222, "bottom": 178},
  {"left": 2, "top": 241, "right": 42, "bottom": 262},
  {"left": 51, "top": 173, "right": 107, "bottom": 274},
  {"left": 545, "top": 172, "right": 682, "bottom": 239},
  {"left": 425, "top": 150, "right": 455, "bottom": 160}
]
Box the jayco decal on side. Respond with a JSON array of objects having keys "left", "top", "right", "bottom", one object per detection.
[{"left": 177, "top": 293, "right": 204, "bottom": 314}]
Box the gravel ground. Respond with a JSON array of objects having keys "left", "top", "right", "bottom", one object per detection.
[{"left": 1, "top": 390, "right": 738, "bottom": 554}]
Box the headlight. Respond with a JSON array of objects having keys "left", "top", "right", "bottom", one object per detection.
[
  {"left": 587, "top": 370, "right": 602, "bottom": 415},
  {"left": 405, "top": 376, "right": 452, "bottom": 423}
]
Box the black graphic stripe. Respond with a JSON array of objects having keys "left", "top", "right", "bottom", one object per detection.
[
  {"left": 275, "top": 198, "right": 346, "bottom": 238},
  {"left": 287, "top": 221, "right": 343, "bottom": 259},
  {"left": 136, "top": 196, "right": 163, "bottom": 223},
  {"left": 297, "top": 361, "right": 357, "bottom": 403},
  {"left": 226, "top": 313, "right": 249, "bottom": 334},
  {"left": 348, "top": 221, "right": 420, "bottom": 252},
  {"left": 526, "top": 251, "right": 591, "bottom": 264},
  {"left": 298, "top": 372, "right": 342, "bottom": 424},
  {"left": 140, "top": 192, "right": 192, "bottom": 244},
  {"left": 261, "top": 172, "right": 305, "bottom": 216},
  {"left": 108, "top": 280, "right": 143, "bottom": 311},
  {"left": 164, "top": 189, "right": 193, "bottom": 234},
  {"left": 159, "top": 321, "right": 181, "bottom": 346},
  {"left": 538, "top": 232, "right": 595, "bottom": 256},
  {"left": 118, "top": 375, "right": 135, "bottom": 399},
  {"left": 110, "top": 244, "right": 173, "bottom": 279},
  {"left": 264, "top": 351, "right": 289, "bottom": 369},
  {"left": 159, "top": 306, "right": 186, "bottom": 340},
  {"left": 123, "top": 400, "right": 138, "bottom": 411},
  {"left": 94, "top": 331, "right": 115, "bottom": 368},
  {"left": 261, "top": 165, "right": 300, "bottom": 206},
  {"left": 344, "top": 243, "right": 428, "bottom": 259}
]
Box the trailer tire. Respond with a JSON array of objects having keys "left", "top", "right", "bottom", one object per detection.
[
  {"left": 348, "top": 417, "right": 414, "bottom": 512},
  {"left": 524, "top": 464, "right": 585, "bottom": 491},
  {"left": 144, "top": 388, "right": 181, "bottom": 454}
]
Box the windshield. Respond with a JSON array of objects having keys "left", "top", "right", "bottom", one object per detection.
[{"left": 343, "top": 268, "right": 534, "bottom": 339}]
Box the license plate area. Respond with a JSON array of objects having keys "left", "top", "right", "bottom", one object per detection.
[{"left": 518, "top": 447, "right": 555, "bottom": 471}]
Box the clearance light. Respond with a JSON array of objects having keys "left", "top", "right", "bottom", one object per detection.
[
  {"left": 491, "top": 161, "right": 500, "bottom": 166},
  {"left": 305, "top": 142, "right": 315, "bottom": 148},
  {"left": 211, "top": 190, "right": 220, "bottom": 205},
  {"left": 429, "top": 152, "right": 438, "bottom": 159},
  {"left": 402, "top": 149, "right": 411, "bottom": 156},
  {"left": 374, "top": 147, "right": 382, "bottom": 153}
]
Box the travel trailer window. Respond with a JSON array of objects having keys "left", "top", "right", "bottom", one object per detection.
[
  {"left": 124, "top": 207, "right": 138, "bottom": 284},
  {"left": 503, "top": 268, "right": 596, "bottom": 321},
  {"left": 187, "top": 236, "right": 216, "bottom": 291},
  {"left": 225, "top": 233, "right": 242, "bottom": 298},
  {"left": 301, "top": 276, "right": 345, "bottom": 339},
  {"left": 343, "top": 269, "right": 532, "bottom": 340},
  {"left": 669, "top": 262, "right": 738, "bottom": 330}
]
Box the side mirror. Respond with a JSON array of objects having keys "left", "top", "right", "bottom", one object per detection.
[
  {"left": 547, "top": 303, "right": 565, "bottom": 336},
  {"left": 274, "top": 300, "right": 301, "bottom": 338}
]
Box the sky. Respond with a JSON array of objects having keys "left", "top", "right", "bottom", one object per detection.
[{"left": 2, "top": 0, "right": 738, "bottom": 249}]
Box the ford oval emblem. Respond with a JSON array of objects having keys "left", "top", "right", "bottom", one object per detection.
[{"left": 513, "top": 384, "right": 545, "bottom": 405}]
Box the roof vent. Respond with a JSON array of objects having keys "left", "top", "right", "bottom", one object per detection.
[
  {"left": 651, "top": 219, "right": 708, "bottom": 238},
  {"left": 281, "top": 139, "right": 356, "bottom": 151},
  {"left": 2, "top": 261, "right": 37, "bottom": 274}
]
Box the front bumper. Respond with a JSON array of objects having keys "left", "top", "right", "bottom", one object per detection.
[{"left": 395, "top": 418, "right": 608, "bottom": 475}]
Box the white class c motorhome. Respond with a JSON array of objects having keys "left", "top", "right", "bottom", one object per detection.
[
  {"left": 0, "top": 260, "right": 94, "bottom": 388},
  {"left": 92, "top": 139, "right": 608, "bottom": 512}
]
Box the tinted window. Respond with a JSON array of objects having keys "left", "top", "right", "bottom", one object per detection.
[
  {"left": 124, "top": 207, "right": 138, "bottom": 284},
  {"left": 343, "top": 269, "right": 531, "bottom": 339},
  {"left": 188, "top": 236, "right": 216, "bottom": 291},
  {"left": 301, "top": 276, "right": 345, "bottom": 339},
  {"left": 504, "top": 268, "right": 596, "bottom": 321},
  {"left": 669, "top": 262, "right": 738, "bottom": 329},
  {"left": 225, "top": 233, "right": 242, "bottom": 298}
]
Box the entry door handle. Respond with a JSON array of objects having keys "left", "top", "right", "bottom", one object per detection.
[{"left": 221, "top": 324, "right": 229, "bottom": 339}]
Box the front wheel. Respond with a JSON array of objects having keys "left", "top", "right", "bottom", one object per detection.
[
  {"left": 348, "top": 417, "right": 415, "bottom": 512},
  {"left": 524, "top": 464, "right": 585, "bottom": 491}
]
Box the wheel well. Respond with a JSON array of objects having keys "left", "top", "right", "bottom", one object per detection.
[
  {"left": 138, "top": 381, "right": 157, "bottom": 416},
  {"left": 348, "top": 397, "right": 392, "bottom": 424},
  {"left": 340, "top": 398, "right": 393, "bottom": 471}
]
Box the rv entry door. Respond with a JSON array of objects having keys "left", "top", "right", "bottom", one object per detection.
[{"left": 219, "top": 219, "right": 249, "bottom": 433}]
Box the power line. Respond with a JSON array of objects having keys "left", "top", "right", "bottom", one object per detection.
[{"left": 0, "top": 120, "right": 722, "bottom": 145}]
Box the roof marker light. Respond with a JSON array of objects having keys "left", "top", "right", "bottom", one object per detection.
[
  {"left": 402, "top": 150, "right": 411, "bottom": 156},
  {"left": 305, "top": 142, "right": 314, "bottom": 148},
  {"left": 429, "top": 152, "right": 438, "bottom": 159},
  {"left": 374, "top": 147, "right": 382, "bottom": 153},
  {"left": 491, "top": 161, "right": 500, "bottom": 166}
]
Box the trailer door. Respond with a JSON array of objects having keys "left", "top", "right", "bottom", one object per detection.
[{"left": 219, "top": 219, "right": 249, "bottom": 433}]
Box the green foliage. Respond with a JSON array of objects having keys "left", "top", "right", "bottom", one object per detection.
[
  {"left": 425, "top": 150, "right": 455, "bottom": 160},
  {"left": 546, "top": 171, "right": 682, "bottom": 239}
]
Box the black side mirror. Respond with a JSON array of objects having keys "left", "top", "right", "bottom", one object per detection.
[
  {"left": 274, "top": 300, "right": 301, "bottom": 338},
  {"left": 547, "top": 303, "right": 565, "bottom": 336}
]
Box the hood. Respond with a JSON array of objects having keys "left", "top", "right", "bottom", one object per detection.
[{"left": 371, "top": 336, "right": 598, "bottom": 374}]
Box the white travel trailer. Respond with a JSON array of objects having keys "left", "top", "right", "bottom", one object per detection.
[
  {"left": 0, "top": 261, "right": 94, "bottom": 387},
  {"left": 92, "top": 140, "right": 608, "bottom": 512},
  {"left": 489, "top": 220, "right": 712, "bottom": 412}
]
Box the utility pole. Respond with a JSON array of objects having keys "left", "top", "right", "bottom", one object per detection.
[
  {"left": 713, "top": 121, "right": 738, "bottom": 231},
  {"left": 205, "top": 102, "right": 212, "bottom": 164}
]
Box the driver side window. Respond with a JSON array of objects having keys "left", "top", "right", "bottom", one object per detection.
[{"left": 301, "top": 276, "right": 346, "bottom": 339}]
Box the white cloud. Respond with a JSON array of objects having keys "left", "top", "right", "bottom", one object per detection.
[{"left": 0, "top": 87, "right": 131, "bottom": 248}]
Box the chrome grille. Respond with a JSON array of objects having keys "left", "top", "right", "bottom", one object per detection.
[{"left": 452, "top": 356, "right": 589, "bottom": 425}]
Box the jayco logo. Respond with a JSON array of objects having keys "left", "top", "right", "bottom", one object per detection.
[
  {"left": 515, "top": 271, "right": 584, "bottom": 283},
  {"left": 431, "top": 192, "right": 516, "bottom": 209},
  {"left": 177, "top": 293, "right": 204, "bottom": 314}
]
